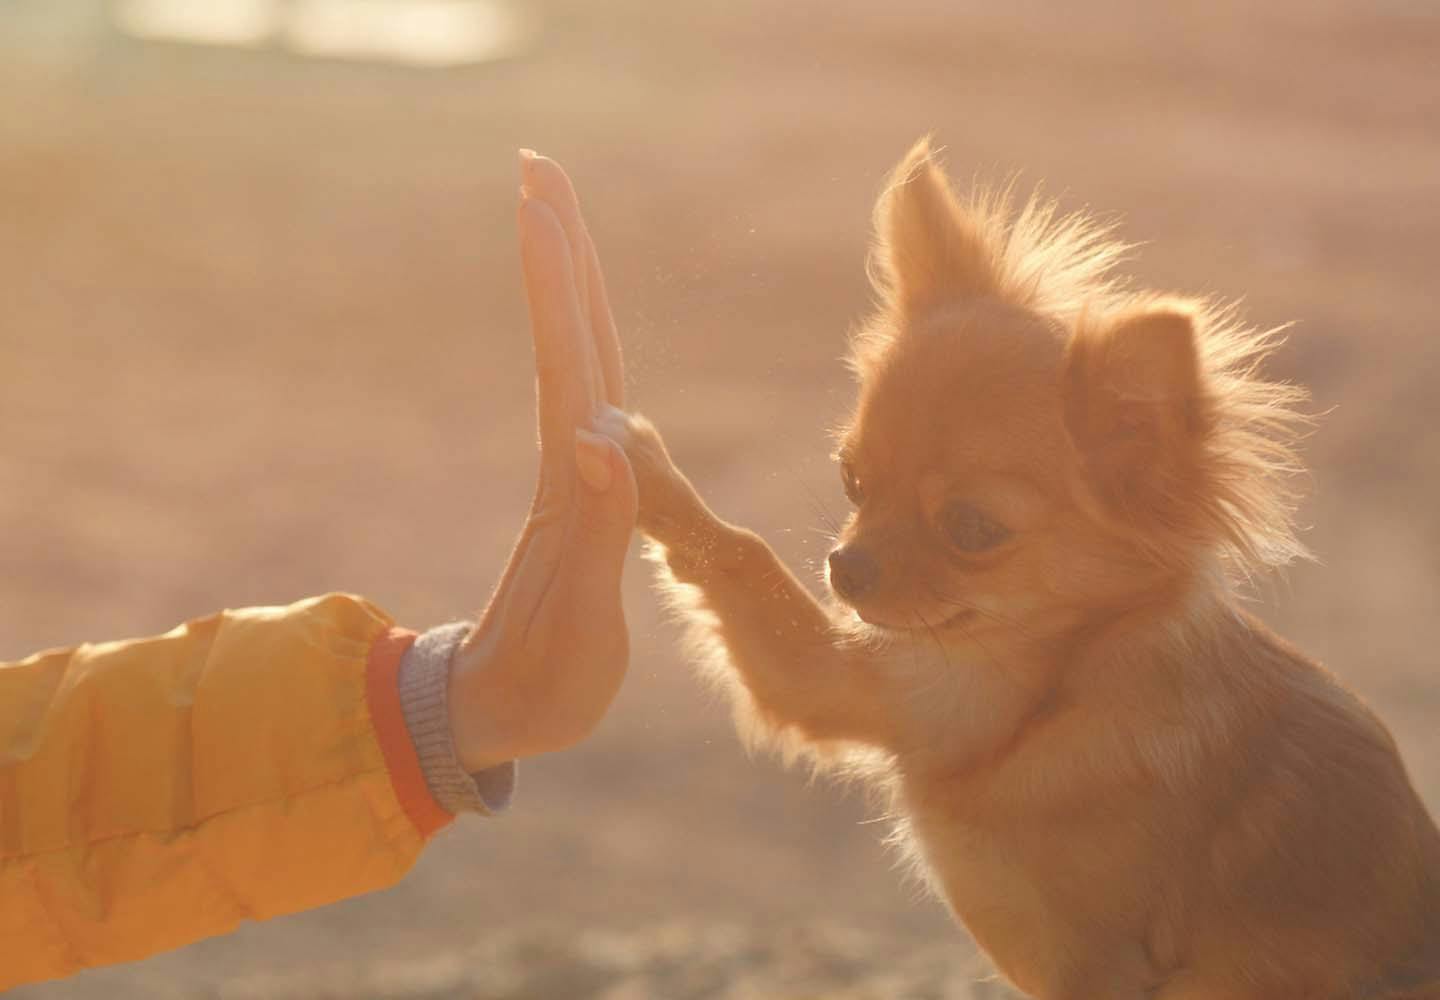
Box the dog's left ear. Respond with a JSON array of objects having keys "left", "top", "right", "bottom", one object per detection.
[
  {"left": 871, "top": 137, "right": 997, "bottom": 313},
  {"left": 1063, "top": 304, "right": 1210, "bottom": 516}
]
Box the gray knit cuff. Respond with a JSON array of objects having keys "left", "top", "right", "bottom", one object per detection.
[{"left": 398, "top": 621, "right": 516, "bottom": 817}]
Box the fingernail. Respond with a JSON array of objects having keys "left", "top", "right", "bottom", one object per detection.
[
  {"left": 518, "top": 148, "right": 537, "bottom": 182},
  {"left": 575, "top": 429, "right": 614, "bottom": 493}
]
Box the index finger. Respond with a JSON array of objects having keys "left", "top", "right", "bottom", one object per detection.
[
  {"left": 520, "top": 151, "right": 625, "bottom": 408},
  {"left": 518, "top": 194, "right": 597, "bottom": 488}
]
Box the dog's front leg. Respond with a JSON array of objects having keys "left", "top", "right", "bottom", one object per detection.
[{"left": 599, "top": 410, "right": 900, "bottom": 750}]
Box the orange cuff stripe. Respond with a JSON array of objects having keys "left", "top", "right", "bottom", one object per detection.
[{"left": 365, "top": 626, "right": 453, "bottom": 837}]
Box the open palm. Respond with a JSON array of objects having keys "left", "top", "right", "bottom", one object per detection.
[{"left": 447, "top": 152, "right": 636, "bottom": 773}]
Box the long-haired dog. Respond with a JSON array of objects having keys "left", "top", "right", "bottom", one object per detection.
[{"left": 599, "top": 138, "right": 1440, "bottom": 999}]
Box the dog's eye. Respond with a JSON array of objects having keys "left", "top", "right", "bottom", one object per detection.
[
  {"left": 938, "top": 500, "right": 1010, "bottom": 553},
  {"left": 840, "top": 461, "right": 865, "bottom": 505}
]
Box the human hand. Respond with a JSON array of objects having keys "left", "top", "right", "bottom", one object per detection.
[{"left": 447, "top": 151, "right": 636, "bottom": 773}]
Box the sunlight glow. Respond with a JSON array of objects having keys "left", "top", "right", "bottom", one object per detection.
[
  {"left": 115, "top": 0, "right": 276, "bottom": 47},
  {"left": 112, "top": 0, "right": 530, "bottom": 66},
  {"left": 286, "top": 0, "right": 526, "bottom": 67}
]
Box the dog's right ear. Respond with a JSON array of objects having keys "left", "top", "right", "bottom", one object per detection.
[
  {"left": 870, "top": 137, "right": 997, "bottom": 314},
  {"left": 1063, "top": 303, "right": 1211, "bottom": 529}
]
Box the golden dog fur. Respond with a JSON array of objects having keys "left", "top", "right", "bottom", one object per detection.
[{"left": 600, "top": 138, "right": 1440, "bottom": 999}]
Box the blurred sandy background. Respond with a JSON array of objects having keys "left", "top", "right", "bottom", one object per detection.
[{"left": 2, "top": 1, "right": 1437, "bottom": 996}]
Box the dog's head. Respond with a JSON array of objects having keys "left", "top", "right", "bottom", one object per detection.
[{"left": 826, "top": 138, "right": 1308, "bottom": 640}]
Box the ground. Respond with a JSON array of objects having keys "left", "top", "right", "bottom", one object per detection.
[{"left": 1, "top": 1, "right": 1437, "bottom": 996}]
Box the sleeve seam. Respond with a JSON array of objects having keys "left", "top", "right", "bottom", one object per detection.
[{"left": 0, "top": 766, "right": 402, "bottom": 867}]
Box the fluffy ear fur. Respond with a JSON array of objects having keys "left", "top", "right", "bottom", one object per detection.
[
  {"left": 1063, "top": 303, "right": 1211, "bottom": 535},
  {"left": 870, "top": 137, "right": 998, "bottom": 312}
]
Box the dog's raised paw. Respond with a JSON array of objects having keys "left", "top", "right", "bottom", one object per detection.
[{"left": 590, "top": 407, "right": 700, "bottom": 539}]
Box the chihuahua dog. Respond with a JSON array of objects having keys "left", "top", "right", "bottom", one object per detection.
[{"left": 598, "top": 139, "right": 1440, "bottom": 999}]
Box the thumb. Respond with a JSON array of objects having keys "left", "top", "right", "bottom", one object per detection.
[
  {"left": 571, "top": 428, "right": 639, "bottom": 576},
  {"left": 521, "top": 429, "right": 636, "bottom": 661}
]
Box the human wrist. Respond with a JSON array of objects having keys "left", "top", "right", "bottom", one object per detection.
[
  {"left": 397, "top": 622, "right": 516, "bottom": 816},
  {"left": 445, "top": 631, "right": 532, "bottom": 772}
]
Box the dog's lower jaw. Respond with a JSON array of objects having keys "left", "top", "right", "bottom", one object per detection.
[{"left": 835, "top": 601, "right": 978, "bottom": 633}]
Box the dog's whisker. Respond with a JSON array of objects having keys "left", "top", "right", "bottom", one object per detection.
[
  {"left": 917, "top": 611, "right": 951, "bottom": 674},
  {"left": 915, "top": 580, "right": 1021, "bottom": 682},
  {"left": 797, "top": 478, "right": 843, "bottom": 537},
  {"left": 925, "top": 586, "right": 1037, "bottom": 639}
]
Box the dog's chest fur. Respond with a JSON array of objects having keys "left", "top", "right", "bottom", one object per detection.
[{"left": 896, "top": 767, "right": 1173, "bottom": 997}]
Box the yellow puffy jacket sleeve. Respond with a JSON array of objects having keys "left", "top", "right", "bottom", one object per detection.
[{"left": 0, "top": 593, "right": 454, "bottom": 990}]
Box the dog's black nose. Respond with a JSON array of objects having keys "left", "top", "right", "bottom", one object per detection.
[{"left": 828, "top": 546, "right": 880, "bottom": 600}]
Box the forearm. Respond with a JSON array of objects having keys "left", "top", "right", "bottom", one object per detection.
[{"left": 0, "top": 595, "right": 505, "bottom": 990}]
